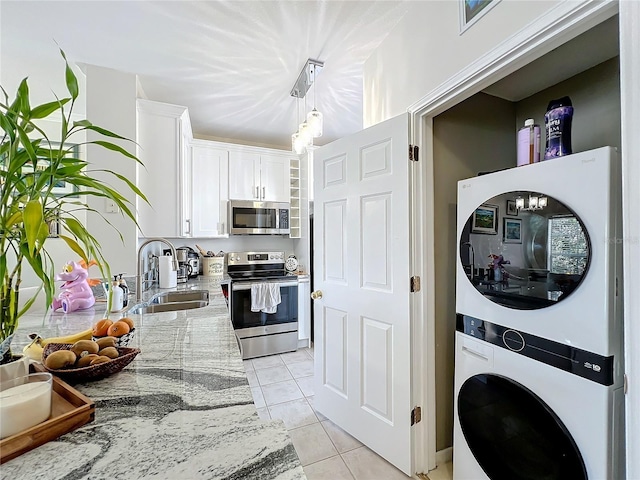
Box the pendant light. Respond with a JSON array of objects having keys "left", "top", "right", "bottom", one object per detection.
[
  {"left": 290, "top": 59, "right": 324, "bottom": 152},
  {"left": 307, "top": 63, "right": 323, "bottom": 138},
  {"left": 292, "top": 97, "right": 306, "bottom": 154}
]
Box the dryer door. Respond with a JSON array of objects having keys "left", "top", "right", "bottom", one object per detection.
[
  {"left": 458, "top": 373, "right": 587, "bottom": 480},
  {"left": 459, "top": 191, "right": 590, "bottom": 310}
]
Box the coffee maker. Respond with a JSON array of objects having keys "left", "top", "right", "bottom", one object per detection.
[
  {"left": 165, "top": 248, "right": 190, "bottom": 283},
  {"left": 186, "top": 251, "right": 200, "bottom": 278}
]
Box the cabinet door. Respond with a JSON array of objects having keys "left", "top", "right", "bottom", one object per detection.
[
  {"left": 191, "top": 145, "right": 229, "bottom": 237},
  {"left": 228, "top": 151, "right": 260, "bottom": 200},
  {"left": 137, "top": 105, "right": 183, "bottom": 237},
  {"left": 260, "top": 155, "right": 290, "bottom": 202}
]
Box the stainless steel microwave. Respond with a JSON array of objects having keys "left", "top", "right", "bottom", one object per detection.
[{"left": 229, "top": 201, "right": 290, "bottom": 235}]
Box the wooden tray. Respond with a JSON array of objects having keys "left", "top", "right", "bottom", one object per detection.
[{"left": 0, "top": 363, "right": 95, "bottom": 464}]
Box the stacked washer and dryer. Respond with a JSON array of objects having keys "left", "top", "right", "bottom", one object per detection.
[{"left": 454, "top": 147, "right": 625, "bottom": 480}]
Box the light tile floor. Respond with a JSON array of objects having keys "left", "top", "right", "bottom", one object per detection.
[{"left": 245, "top": 347, "right": 453, "bottom": 480}]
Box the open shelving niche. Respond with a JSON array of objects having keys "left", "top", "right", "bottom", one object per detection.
[{"left": 289, "top": 157, "right": 301, "bottom": 238}]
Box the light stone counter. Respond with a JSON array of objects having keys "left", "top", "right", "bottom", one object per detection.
[{"left": 2, "top": 277, "right": 305, "bottom": 480}]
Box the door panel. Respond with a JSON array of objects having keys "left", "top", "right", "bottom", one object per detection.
[
  {"left": 323, "top": 307, "right": 348, "bottom": 396},
  {"left": 361, "top": 193, "right": 392, "bottom": 290},
  {"left": 313, "top": 113, "right": 412, "bottom": 475}
]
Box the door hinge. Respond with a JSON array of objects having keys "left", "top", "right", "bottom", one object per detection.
[
  {"left": 409, "top": 144, "right": 419, "bottom": 162},
  {"left": 411, "top": 406, "right": 422, "bottom": 425},
  {"left": 410, "top": 276, "right": 421, "bottom": 292}
]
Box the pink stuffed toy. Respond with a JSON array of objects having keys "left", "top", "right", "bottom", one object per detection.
[{"left": 51, "top": 260, "right": 100, "bottom": 313}]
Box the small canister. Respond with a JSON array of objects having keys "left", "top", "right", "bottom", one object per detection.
[
  {"left": 517, "top": 118, "right": 541, "bottom": 167},
  {"left": 203, "top": 256, "right": 225, "bottom": 277}
]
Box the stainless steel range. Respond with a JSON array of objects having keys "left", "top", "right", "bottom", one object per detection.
[{"left": 227, "top": 251, "right": 298, "bottom": 359}]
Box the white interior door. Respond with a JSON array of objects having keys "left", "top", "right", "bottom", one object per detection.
[{"left": 313, "top": 114, "right": 413, "bottom": 475}]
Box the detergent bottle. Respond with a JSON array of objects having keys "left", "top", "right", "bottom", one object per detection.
[{"left": 110, "top": 276, "right": 124, "bottom": 312}]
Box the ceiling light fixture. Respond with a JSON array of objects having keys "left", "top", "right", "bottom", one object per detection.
[
  {"left": 291, "top": 59, "right": 324, "bottom": 153},
  {"left": 516, "top": 195, "right": 548, "bottom": 211}
]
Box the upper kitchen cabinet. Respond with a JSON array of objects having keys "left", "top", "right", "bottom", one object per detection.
[
  {"left": 190, "top": 141, "right": 229, "bottom": 237},
  {"left": 137, "top": 99, "right": 192, "bottom": 238},
  {"left": 228, "top": 150, "right": 290, "bottom": 203}
]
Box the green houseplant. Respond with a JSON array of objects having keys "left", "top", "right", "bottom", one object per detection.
[{"left": 0, "top": 49, "right": 147, "bottom": 364}]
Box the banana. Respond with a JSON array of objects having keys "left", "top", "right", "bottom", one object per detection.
[
  {"left": 23, "top": 337, "right": 45, "bottom": 361},
  {"left": 37, "top": 328, "right": 94, "bottom": 346},
  {"left": 23, "top": 328, "right": 94, "bottom": 362}
]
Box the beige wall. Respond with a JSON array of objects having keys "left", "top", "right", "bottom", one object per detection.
[
  {"left": 363, "top": 0, "right": 559, "bottom": 127},
  {"left": 515, "top": 57, "right": 621, "bottom": 154},
  {"left": 432, "top": 92, "right": 516, "bottom": 451}
]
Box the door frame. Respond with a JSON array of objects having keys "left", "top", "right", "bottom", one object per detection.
[{"left": 405, "top": 0, "right": 622, "bottom": 472}]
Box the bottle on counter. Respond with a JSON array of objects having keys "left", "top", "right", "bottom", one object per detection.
[
  {"left": 517, "top": 118, "right": 541, "bottom": 166},
  {"left": 110, "top": 276, "right": 124, "bottom": 312},
  {"left": 118, "top": 274, "right": 129, "bottom": 308},
  {"left": 544, "top": 96, "right": 573, "bottom": 160}
]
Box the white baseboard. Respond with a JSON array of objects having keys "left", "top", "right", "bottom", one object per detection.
[
  {"left": 435, "top": 447, "right": 453, "bottom": 466},
  {"left": 297, "top": 338, "right": 310, "bottom": 349}
]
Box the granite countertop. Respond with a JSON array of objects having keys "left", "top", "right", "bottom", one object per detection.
[{"left": 3, "top": 277, "right": 305, "bottom": 480}]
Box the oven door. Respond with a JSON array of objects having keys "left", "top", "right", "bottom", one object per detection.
[
  {"left": 231, "top": 280, "right": 298, "bottom": 359},
  {"left": 231, "top": 280, "right": 298, "bottom": 330}
]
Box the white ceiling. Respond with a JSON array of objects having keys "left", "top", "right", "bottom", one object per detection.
[{"left": 1, "top": 1, "right": 410, "bottom": 149}]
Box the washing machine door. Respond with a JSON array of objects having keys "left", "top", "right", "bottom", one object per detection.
[
  {"left": 459, "top": 190, "right": 590, "bottom": 310},
  {"left": 458, "top": 373, "right": 587, "bottom": 480}
]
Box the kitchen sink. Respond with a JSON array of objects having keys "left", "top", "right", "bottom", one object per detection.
[
  {"left": 150, "top": 290, "right": 210, "bottom": 304},
  {"left": 129, "top": 300, "right": 209, "bottom": 314},
  {"left": 128, "top": 290, "right": 210, "bottom": 314}
]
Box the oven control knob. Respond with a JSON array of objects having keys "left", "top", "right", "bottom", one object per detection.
[{"left": 311, "top": 290, "right": 323, "bottom": 300}]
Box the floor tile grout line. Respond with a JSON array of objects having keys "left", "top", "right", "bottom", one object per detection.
[{"left": 302, "top": 453, "right": 356, "bottom": 480}]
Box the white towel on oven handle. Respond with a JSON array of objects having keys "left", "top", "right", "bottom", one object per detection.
[{"left": 251, "top": 283, "right": 281, "bottom": 314}]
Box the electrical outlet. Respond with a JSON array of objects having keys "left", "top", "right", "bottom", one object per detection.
[{"left": 105, "top": 199, "right": 119, "bottom": 213}]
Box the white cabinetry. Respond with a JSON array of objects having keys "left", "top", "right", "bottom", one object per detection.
[
  {"left": 228, "top": 151, "right": 290, "bottom": 202},
  {"left": 137, "top": 99, "right": 192, "bottom": 238},
  {"left": 297, "top": 276, "right": 310, "bottom": 347},
  {"left": 289, "top": 158, "right": 301, "bottom": 238},
  {"left": 190, "top": 142, "right": 229, "bottom": 237}
]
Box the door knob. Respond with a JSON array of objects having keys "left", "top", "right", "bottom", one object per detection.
[{"left": 310, "top": 290, "right": 323, "bottom": 300}]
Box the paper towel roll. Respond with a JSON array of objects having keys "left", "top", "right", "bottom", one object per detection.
[{"left": 159, "top": 255, "right": 177, "bottom": 288}]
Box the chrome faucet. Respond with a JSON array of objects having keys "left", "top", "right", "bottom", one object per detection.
[
  {"left": 461, "top": 242, "right": 475, "bottom": 281},
  {"left": 136, "top": 238, "right": 178, "bottom": 300}
]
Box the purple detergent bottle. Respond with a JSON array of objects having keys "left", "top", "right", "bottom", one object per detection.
[{"left": 544, "top": 96, "right": 573, "bottom": 160}]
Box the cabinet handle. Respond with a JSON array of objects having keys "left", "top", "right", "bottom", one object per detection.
[
  {"left": 262, "top": 186, "right": 265, "bottom": 199},
  {"left": 185, "top": 219, "right": 191, "bottom": 235},
  {"left": 255, "top": 186, "right": 259, "bottom": 199}
]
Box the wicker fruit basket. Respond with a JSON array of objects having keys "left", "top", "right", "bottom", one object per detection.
[
  {"left": 92, "top": 328, "right": 135, "bottom": 347},
  {"left": 42, "top": 343, "right": 140, "bottom": 382}
]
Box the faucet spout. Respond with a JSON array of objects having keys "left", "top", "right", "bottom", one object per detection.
[{"left": 136, "top": 238, "right": 177, "bottom": 301}]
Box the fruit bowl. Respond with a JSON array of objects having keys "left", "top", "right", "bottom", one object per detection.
[
  {"left": 42, "top": 343, "right": 140, "bottom": 382},
  {"left": 92, "top": 328, "right": 135, "bottom": 347}
]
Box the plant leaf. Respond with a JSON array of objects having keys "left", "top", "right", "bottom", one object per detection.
[
  {"left": 58, "top": 235, "right": 89, "bottom": 264},
  {"left": 89, "top": 140, "right": 139, "bottom": 162},
  {"left": 31, "top": 98, "right": 70, "bottom": 119},
  {"left": 23, "top": 200, "right": 44, "bottom": 255},
  {"left": 59, "top": 48, "right": 78, "bottom": 100}
]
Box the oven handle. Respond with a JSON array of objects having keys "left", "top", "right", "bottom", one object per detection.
[{"left": 232, "top": 281, "right": 299, "bottom": 291}]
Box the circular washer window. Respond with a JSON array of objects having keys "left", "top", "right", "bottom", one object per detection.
[
  {"left": 459, "top": 191, "right": 590, "bottom": 310},
  {"left": 458, "top": 373, "right": 587, "bottom": 480}
]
